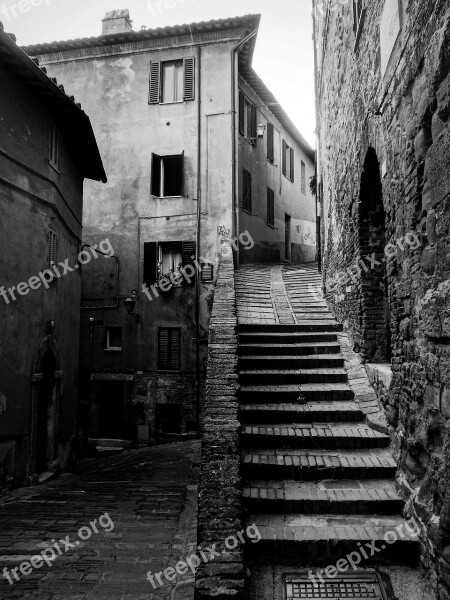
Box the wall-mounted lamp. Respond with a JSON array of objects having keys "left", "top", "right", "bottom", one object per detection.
[
  {"left": 47, "top": 320, "right": 56, "bottom": 333},
  {"left": 256, "top": 123, "right": 266, "bottom": 138},
  {"left": 123, "top": 290, "right": 141, "bottom": 323}
]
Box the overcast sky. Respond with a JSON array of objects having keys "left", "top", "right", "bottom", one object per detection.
[{"left": 4, "top": 0, "right": 315, "bottom": 146}]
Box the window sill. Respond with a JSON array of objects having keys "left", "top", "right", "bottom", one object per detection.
[
  {"left": 267, "top": 223, "right": 275, "bottom": 229},
  {"left": 157, "top": 195, "right": 184, "bottom": 200},
  {"left": 47, "top": 159, "right": 60, "bottom": 174},
  {"left": 283, "top": 174, "right": 294, "bottom": 183},
  {"left": 159, "top": 100, "right": 184, "bottom": 105},
  {"left": 157, "top": 369, "right": 181, "bottom": 373},
  {"left": 242, "top": 208, "right": 252, "bottom": 215},
  {"left": 104, "top": 348, "right": 123, "bottom": 352}
]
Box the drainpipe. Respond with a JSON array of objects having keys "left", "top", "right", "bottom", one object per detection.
[
  {"left": 195, "top": 45, "right": 202, "bottom": 431},
  {"left": 312, "top": 3, "right": 322, "bottom": 274},
  {"left": 231, "top": 28, "right": 259, "bottom": 268}
]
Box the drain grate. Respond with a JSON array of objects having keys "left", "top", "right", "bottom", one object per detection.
[{"left": 286, "top": 572, "right": 388, "bottom": 600}]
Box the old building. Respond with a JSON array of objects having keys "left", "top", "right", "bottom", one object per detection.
[
  {"left": 24, "top": 11, "right": 316, "bottom": 443},
  {"left": 0, "top": 23, "right": 106, "bottom": 489},
  {"left": 314, "top": 0, "right": 450, "bottom": 594}
]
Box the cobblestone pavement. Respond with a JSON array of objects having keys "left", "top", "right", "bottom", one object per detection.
[{"left": 0, "top": 441, "right": 200, "bottom": 600}]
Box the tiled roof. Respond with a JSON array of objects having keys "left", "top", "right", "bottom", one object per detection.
[{"left": 0, "top": 22, "right": 107, "bottom": 183}]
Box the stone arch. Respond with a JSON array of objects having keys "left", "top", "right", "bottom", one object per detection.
[{"left": 358, "top": 147, "right": 391, "bottom": 362}]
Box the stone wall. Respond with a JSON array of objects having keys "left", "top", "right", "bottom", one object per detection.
[
  {"left": 195, "top": 244, "right": 243, "bottom": 600},
  {"left": 315, "top": 0, "right": 450, "bottom": 594}
]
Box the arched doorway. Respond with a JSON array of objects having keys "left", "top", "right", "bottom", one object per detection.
[{"left": 358, "top": 148, "right": 391, "bottom": 362}]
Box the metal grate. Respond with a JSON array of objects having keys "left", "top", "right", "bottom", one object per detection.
[{"left": 286, "top": 573, "right": 387, "bottom": 600}]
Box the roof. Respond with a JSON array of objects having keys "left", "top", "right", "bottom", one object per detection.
[
  {"left": 22, "top": 14, "right": 261, "bottom": 55},
  {"left": 0, "top": 23, "right": 107, "bottom": 183}
]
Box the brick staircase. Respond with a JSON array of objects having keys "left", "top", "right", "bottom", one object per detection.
[{"left": 238, "top": 267, "right": 420, "bottom": 567}]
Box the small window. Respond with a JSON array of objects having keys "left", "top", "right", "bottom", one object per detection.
[
  {"left": 200, "top": 262, "right": 214, "bottom": 283},
  {"left": 242, "top": 169, "right": 252, "bottom": 213},
  {"left": 282, "top": 141, "right": 295, "bottom": 182},
  {"left": 158, "top": 328, "right": 181, "bottom": 371},
  {"left": 105, "top": 327, "right": 122, "bottom": 351},
  {"left": 47, "top": 229, "right": 57, "bottom": 267},
  {"left": 267, "top": 123, "right": 275, "bottom": 163},
  {"left": 143, "top": 240, "right": 196, "bottom": 287},
  {"left": 149, "top": 57, "right": 195, "bottom": 104},
  {"left": 267, "top": 188, "right": 275, "bottom": 227},
  {"left": 239, "top": 92, "right": 257, "bottom": 146},
  {"left": 49, "top": 122, "right": 59, "bottom": 168},
  {"left": 301, "top": 161, "right": 306, "bottom": 195},
  {"left": 151, "top": 153, "right": 184, "bottom": 197},
  {"left": 162, "top": 60, "right": 184, "bottom": 103}
]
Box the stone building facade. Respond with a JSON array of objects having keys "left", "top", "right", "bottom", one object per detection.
[
  {"left": 314, "top": 0, "right": 450, "bottom": 594},
  {"left": 24, "top": 11, "right": 316, "bottom": 443},
  {"left": 0, "top": 23, "right": 105, "bottom": 488}
]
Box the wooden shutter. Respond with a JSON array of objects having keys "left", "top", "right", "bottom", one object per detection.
[
  {"left": 158, "top": 329, "right": 170, "bottom": 370},
  {"left": 143, "top": 242, "right": 157, "bottom": 287},
  {"left": 301, "top": 161, "right": 306, "bottom": 194},
  {"left": 243, "top": 169, "right": 252, "bottom": 212},
  {"left": 170, "top": 329, "right": 181, "bottom": 370},
  {"left": 151, "top": 153, "right": 161, "bottom": 196},
  {"left": 182, "top": 241, "right": 196, "bottom": 285},
  {"left": 267, "top": 188, "right": 274, "bottom": 227},
  {"left": 158, "top": 328, "right": 181, "bottom": 370},
  {"left": 201, "top": 262, "right": 214, "bottom": 283},
  {"left": 239, "top": 92, "right": 245, "bottom": 135},
  {"left": 251, "top": 104, "right": 257, "bottom": 146},
  {"left": 183, "top": 57, "right": 195, "bottom": 101},
  {"left": 47, "top": 229, "right": 57, "bottom": 266},
  {"left": 267, "top": 123, "right": 274, "bottom": 162},
  {"left": 180, "top": 151, "right": 185, "bottom": 196},
  {"left": 149, "top": 61, "right": 161, "bottom": 104},
  {"left": 290, "top": 148, "right": 295, "bottom": 182},
  {"left": 282, "top": 140, "right": 287, "bottom": 176}
]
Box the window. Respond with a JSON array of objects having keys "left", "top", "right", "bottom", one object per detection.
[
  {"left": 282, "top": 141, "right": 295, "bottom": 182},
  {"left": 242, "top": 169, "right": 252, "bottom": 213},
  {"left": 200, "top": 261, "right": 214, "bottom": 283},
  {"left": 49, "top": 122, "right": 59, "bottom": 168},
  {"left": 143, "top": 241, "right": 196, "bottom": 287},
  {"left": 267, "top": 188, "right": 275, "bottom": 227},
  {"left": 149, "top": 57, "right": 195, "bottom": 104},
  {"left": 353, "top": 0, "right": 366, "bottom": 47},
  {"left": 239, "top": 92, "right": 257, "bottom": 146},
  {"left": 151, "top": 152, "right": 184, "bottom": 197},
  {"left": 47, "top": 229, "right": 57, "bottom": 267},
  {"left": 105, "top": 327, "right": 122, "bottom": 351},
  {"left": 267, "top": 122, "right": 275, "bottom": 163},
  {"left": 301, "top": 161, "right": 306, "bottom": 195},
  {"left": 158, "top": 328, "right": 181, "bottom": 371}
]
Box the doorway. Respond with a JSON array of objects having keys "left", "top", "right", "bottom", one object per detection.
[
  {"left": 97, "top": 381, "right": 126, "bottom": 439},
  {"left": 285, "top": 214, "right": 291, "bottom": 261},
  {"left": 36, "top": 351, "right": 57, "bottom": 473}
]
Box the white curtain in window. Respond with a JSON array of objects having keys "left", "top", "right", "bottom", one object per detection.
[
  {"left": 159, "top": 243, "right": 183, "bottom": 275},
  {"left": 163, "top": 62, "right": 183, "bottom": 103}
]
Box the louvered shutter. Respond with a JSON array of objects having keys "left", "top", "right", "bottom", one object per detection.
[
  {"left": 251, "top": 104, "right": 257, "bottom": 146},
  {"left": 182, "top": 241, "right": 196, "bottom": 285},
  {"left": 183, "top": 57, "right": 195, "bottom": 101},
  {"left": 243, "top": 170, "right": 252, "bottom": 212},
  {"left": 47, "top": 230, "right": 57, "bottom": 266},
  {"left": 158, "top": 329, "right": 170, "bottom": 370},
  {"left": 180, "top": 151, "right": 185, "bottom": 196},
  {"left": 282, "top": 140, "right": 287, "bottom": 176},
  {"left": 143, "top": 242, "right": 157, "bottom": 287},
  {"left": 267, "top": 123, "right": 274, "bottom": 162},
  {"left": 290, "top": 148, "right": 295, "bottom": 182},
  {"left": 158, "top": 328, "right": 181, "bottom": 370},
  {"left": 239, "top": 92, "right": 245, "bottom": 135},
  {"left": 151, "top": 153, "right": 161, "bottom": 196},
  {"left": 149, "top": 61, "right": 161, "bottom": 104},
  {"left": 170, "top": 329, "right": 181, "bottom": 370}
]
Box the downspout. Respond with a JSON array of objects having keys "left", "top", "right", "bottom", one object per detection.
[
  {"left": 312, "top": 2, "right": 322, "bottom": 274},
  {"left": 195, "top": 45, "right": 202, "bottom": 431},
  {"left": 231, "top": 28, "right": 259, "bottom": 268}
]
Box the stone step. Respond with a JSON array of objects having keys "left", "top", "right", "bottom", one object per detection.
[
  {"left": 239, "top": 323, "right": 343, "bottom": 333},
  {"left": 239, "top": 342, "right": 342, "bottom": 356},
  {"left": 240, "top": 382, "right": 355, "bottom": 403},
  {"left": 241, "top": 424, "right": 390, "bottom": 450},
  {"left": 244, "top": 514, "right": 420, "bottom": 565},
  {"left": 239, "top": 402, "right": 364, "bottom": 424},
  {"left": 239, "top": 332, "right": 339, "bottom": 345},
  {"left": 240, "top": 368, "right": 348, "bottom": 385},
  {"left": 242, "top": 479, "right": 403, "bottom": 515},
  {"left": 240, "top": 355, "right": 345, "bottom": 370},
  {"left": 241, "top": 449, "right": 397, "bottom": 480}
]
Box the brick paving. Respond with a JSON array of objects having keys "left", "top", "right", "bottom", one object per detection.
[{"left": 0, "top": 441, "right": 200, "bottom": 600}]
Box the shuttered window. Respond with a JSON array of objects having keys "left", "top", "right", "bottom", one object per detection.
[
  {"left": 301, "top": 160, "right": 306, "bottom": 194},
  {"left": 47, "top": 229, "right": 57, "bottom": 267},
  {"left": 282, "top": 140, "right": 287, "bottom": 177},
  {"left": 144, "top": 241, "right": 196, "bottom": 286},
  {"left": 242, "top": 169, "right": 252, "bottom": 213},
  {"left": 151, "top": 153, "right": 184, "bottom": 197},
  {"left": 149, "top": 58, "right": 195, "bottom": 104},
  {"left": 267, "top": 123, "right": 274, "bottom": 162},
  {"left": 282, "top": 141, "right": 295, "bottom": 182},
  {"left": 239, "top": 92, "right": 245, "bottom": 135},
  {"left": 143, "top": 242, "right": 158, "bottom": 287},
  {"left": 290, "top": 148, "right": 295, "bottom": 182},
  {"left": 200, "top": 262, "right": 214, "bottom": 283},
  {"left": 158, "top": 328, "right": 181, "bottom": 371},
  {"left": 49, "top": 122, "right": 59, "bottom": 168},
  {"left": 267, "top": 188, "right": 275, "bottom": 227},
  {"left": 240, "top": 93, "right": 257, "bottom": 145}
]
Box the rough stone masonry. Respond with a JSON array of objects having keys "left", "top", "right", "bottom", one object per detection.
[{"left": 314, "top": 0, "right": 450, "bottom": 597}]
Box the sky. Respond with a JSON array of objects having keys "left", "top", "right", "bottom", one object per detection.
[{"left": 2, "top": 0, "right": 316, "bottom": 146}]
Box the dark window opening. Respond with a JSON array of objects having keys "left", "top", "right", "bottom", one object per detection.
[
  {"left": 49, "top": 122, "right": 59, "bottom": 168},
  {"left": 151, "top": 153, "right": 184, "bottom": 197},
  {"left": 105, "top": 327, "right": 122, "bottom": 350},
  {"left": 267, "top": 122, "right": 275, "bottom": 162},
  {"left": 242, "top": 169, "right": 252, "bottom": 213},
  {"left": 156, "top": 404, "right": 181, "bottom": 434},
  {"left": 301, "top": 160, "right": 306, "bottom": 194},
  {"left": 158, "top": 328, "right": 181, "bottom": 371},
  {"left": 143, "top": 241, "right": 196, "bottom": 287},
  {"left": 267, "top": 187, "right": 275, "bottom": 227}
]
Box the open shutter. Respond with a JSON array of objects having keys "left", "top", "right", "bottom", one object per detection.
[
  {"left": 158, "top": 329, "right": 170, "bottom": 370},
  {"left": 290, "top": 148, "right": 295, "bottom": 182},
  {"left": 251, "top": 104, "right": 257, "bottom": 145},
  {"left": 181, "top": 151, "right": 185, "bottom": 196},
  {"left": 239, "top": 92, "right": 245, "bottom": 135},
  {"left": 267, "top": 122, "right": 274, "bottom": 162},
  {"left": 282, "top": 140, "right": 287, "bottom": 176},
  {"left": 149, "top": 61, "right": 161, "bottom": 104},
  {"left": 183, "top": 57, "right": 195, "bottom": 101},
  {"left": 47, "top": 229, "right": 57, "bottom": 267},
  {"left": 143, "top": 242, "right": 157, "bottom": 287},
  {"left": 170, "top": 329, "right": 181, "bottom": 370},
  {"left": 182, "top": 241, "right": 196, "bottom": 285},
  {"left": 151, "top": 153, "right": 161, "bottom": 196}
]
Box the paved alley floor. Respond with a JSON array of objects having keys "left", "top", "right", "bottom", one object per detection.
[{"left": 0, "top": 441, "right": 200, "bottom": 600}]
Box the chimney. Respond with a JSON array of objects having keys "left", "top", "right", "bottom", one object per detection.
[{"left": 102, "top": 9, "right": 133, "bottom": 35}]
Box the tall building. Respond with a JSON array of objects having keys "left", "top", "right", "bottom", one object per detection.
[
  {"left": 313, "top": 0, "right": 450, "bottom": 593},
  {"left": 24, "top": 11, "right": 316, "bottom": 442},
  {"left": 0, "top": 22, "right": 106, "bottom": 488}
]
